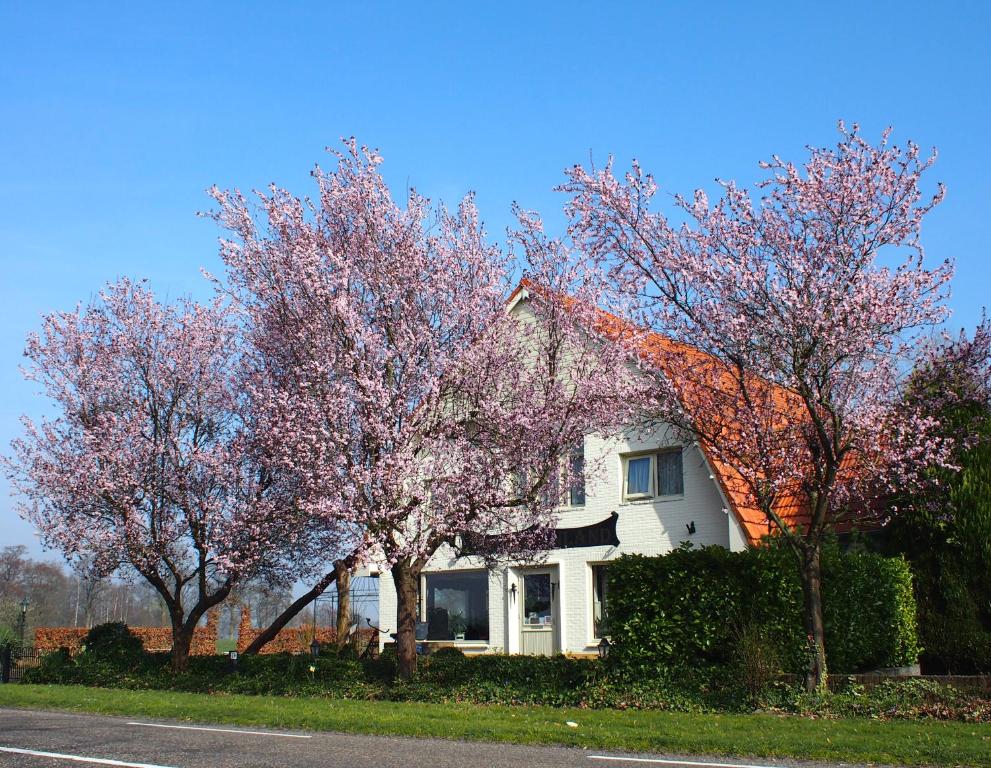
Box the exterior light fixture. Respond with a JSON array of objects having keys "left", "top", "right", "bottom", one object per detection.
[
  {"left": 18, "top": 598, "right": 30, "bottom": 649},
  {"left": 686, "top": 521, "right": 696, "bottom": 535},
  {"left": 597, "top": 636, "right": 611, "bottom": 659},
  {"left": 509, "top": 583, "right": 517, "bottom": 602},
  {"left": 227, "top": 649, "right": 239, "bottom": 672},
  {"left": 310, "top": 639, "right": 321, "bottom": 658}
]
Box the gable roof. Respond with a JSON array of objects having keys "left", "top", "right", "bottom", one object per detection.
[{"left": 509, "top": 278, "right": 808, "bottom": 546}]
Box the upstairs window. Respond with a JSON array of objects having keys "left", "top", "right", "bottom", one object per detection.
[
  {"left": 624, "top": 455, "right": 652, "bottom": 499},
  {"left": 569, "top": 442, "right": 586, "bottom": 506},
  {"left": 622, "top": 448, "right": 684, "bottom": 501},
  {"left": 657, "top": 450, "right": 684, "bottom": 496}
]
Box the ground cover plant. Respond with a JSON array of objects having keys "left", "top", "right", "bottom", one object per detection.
[{"left": 3, "top": 684, "right": 990, "bottom": 768}]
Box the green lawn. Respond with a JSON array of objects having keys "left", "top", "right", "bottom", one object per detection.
[{"left": 2, "top": 684, "right": 990, "bottom": 766}]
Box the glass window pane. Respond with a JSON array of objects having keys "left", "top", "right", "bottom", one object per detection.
[
  {"left": 569, "top": 443, "right": 586, "bottom": 506},
  {"left": 523, "top": 573, "right": 553, "bottom": 627},
  {"left": 592, "top": 565, "right": 609, "bottom": 638},
  {"left": 626, "top": 456, "right": 652, "bottom": 496},
  {"left": 424, "top": 572, "right": 489, "bottom": 641},
  {"left": 657, "top": 450, "right": 684, "bottom": 496}
]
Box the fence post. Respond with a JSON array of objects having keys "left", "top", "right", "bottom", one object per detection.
[{"left": 0, "top": 645, "right": 11, "bottom": 684}]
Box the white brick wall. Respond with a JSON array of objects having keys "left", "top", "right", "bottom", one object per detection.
[{"left": 377, "top": 424, "right": 744, "bottom": 654}]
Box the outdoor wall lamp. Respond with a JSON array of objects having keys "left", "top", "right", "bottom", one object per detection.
[
  {"left": 508, "top": 583, "right": 517, "bottom": 603},
  {"left": 686, "top": 521, "right": 696, "bottom": 535},
  {"left": 597, "top": 637, "right": 611, "bottom": 659}
]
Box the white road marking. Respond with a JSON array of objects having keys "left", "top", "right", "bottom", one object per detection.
[
  {"left": 0, "top": 746, "right": 177, "bottom": 768},
  {"left": 588, "top": 756, "right": 782, "bottom": 768},
  {"left": 126, "top": 721, "right": 312, "bottom": 738}
]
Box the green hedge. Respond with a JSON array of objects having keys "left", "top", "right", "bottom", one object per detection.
[{"left": 606, "top": 543, "right": 920, "bottom": 676}]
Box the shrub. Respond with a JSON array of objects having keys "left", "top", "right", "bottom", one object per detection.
[
  {"left": 607, "top": 542, "right": 919, "bottom": 676},
  {"left": 81, "top": 622, "right": 145, "bottom": 667},
  {"left": 428, "top": 646, "right": 465, "bottom": 658}
]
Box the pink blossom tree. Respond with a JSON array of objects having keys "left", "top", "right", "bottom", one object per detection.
[
  {"left": 210, "top": 142, "right": 636, "bottom": 678},
  {"left": 5, "top": 280, "right": 304, "bottom": 671},
  {"left": 563, "top": 124, "right": 954, "bottom": 690}
]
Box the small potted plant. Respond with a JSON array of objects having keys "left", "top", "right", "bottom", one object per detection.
[{"left": 449, "top": 612, "right": 467, "bottom": 641}]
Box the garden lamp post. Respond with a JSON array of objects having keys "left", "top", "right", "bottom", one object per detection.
[
  {"left": 310, "top": 639, "right": 321, "bottom": 658},
  {"left": 18, "top": 597, "right": 30, "bottom": 650}
]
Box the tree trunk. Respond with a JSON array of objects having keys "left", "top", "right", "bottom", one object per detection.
[
  {"left": 171, "top": 625, "right": 194, "bottom": 672},
  {"left": 392, "top": 558, "right": 420, "bottom": 681},
  {"left": 799, "top": 546, "right": 828, "bottom": 693},
  {"left": 241, "top": 566, "right": 340, "bottom": 655},
  {"left": 335, "top": 561, "right": 352, "bottom": 651}
]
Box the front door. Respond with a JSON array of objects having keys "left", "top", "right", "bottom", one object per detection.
[{"left": 520, "top": 571, "right": 557, "bottom": 655}]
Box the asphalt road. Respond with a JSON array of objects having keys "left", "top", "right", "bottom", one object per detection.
[{"left": 0, "top": 708, "right": 864, "bottom": 768}]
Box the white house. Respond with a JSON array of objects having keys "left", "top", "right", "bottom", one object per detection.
[{"left": 375, "top": 284, "right": 772, "bottom": 657}]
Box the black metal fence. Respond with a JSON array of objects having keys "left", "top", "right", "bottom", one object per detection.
[{"left": 0, "top": 646, "right": 40, "bottom": 683}]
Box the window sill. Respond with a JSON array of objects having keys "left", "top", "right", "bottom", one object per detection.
[{"left": 619, "top": 494, "right": 685, "bottom": 506}]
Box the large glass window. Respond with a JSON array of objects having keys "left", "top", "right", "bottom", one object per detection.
[
  {"left": 423, "top": 571, "right": 489, "bottom": 642},
  {"left": 591, "top": 564, "right": 609, "bottom": 638},
  {"left": 657, "top": 450, "right": 684, "bottom": 496}
]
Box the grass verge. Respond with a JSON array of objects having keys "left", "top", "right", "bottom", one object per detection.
[{"left": 2, "top": 684, "right": 990, "bottom": 766}]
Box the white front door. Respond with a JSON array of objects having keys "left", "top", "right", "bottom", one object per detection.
[{"left": 519, "top": 571, "right": 558, "bottom": 655}]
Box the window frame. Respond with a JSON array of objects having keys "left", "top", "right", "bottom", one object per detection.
[
  {"left": 655, "top": 447, "right": 685, "bottom": 498},
  {"left": 589, "top": 562, "right": 611, "bottom": 642},
  {"left": 420, "top": 569, "right": 490, "bottom": 644},
  {"left": 621, "top": 451, "right": 656, "bottom": 501},
  {"left": 621, "top": 447, "right": 685, "bottom": 503},
  {"left": 568, "top": 441, "right": 587, "bottom": 507}
]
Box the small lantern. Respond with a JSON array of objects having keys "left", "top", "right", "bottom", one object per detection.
[
  {"left": 597, "top": 636, "right": 611, "bottom": 660},
  {"left": 227, "top": 649, "right": 239, "bottom": 672},
  {"left": 310, "top": 639, "right": 321, "bottom": 658},
  {"left": 19, "top": 597, "right": 30, "bottom": 616}
]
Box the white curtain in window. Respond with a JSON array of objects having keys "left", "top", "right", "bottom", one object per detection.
[{"left": 627, "top": 456, "right": 651, "bottom": 495}]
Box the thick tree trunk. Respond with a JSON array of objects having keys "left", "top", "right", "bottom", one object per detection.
[
  {"left": 799, "top": 547, "right": 828, "bottom": 693},
  {"left": 334, "top": 561, "right": 352, "bottom": 651},
  {"left": 392, "top": 558, "right": 420, "bottom": 681},
  {"left": 171, "top": 625, "right": 194, "bottom": 672},
  {"left": 241, "top": 566, "right": 340, "bottom": 655}
]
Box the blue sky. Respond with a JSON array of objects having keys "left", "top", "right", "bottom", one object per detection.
[{"left": 2, "top": 1, "right": 989, "bottom": 559}]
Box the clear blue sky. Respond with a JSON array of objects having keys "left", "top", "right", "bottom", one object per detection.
[{"left": 2, "top": 1, "right": 989, "bottom": 559}]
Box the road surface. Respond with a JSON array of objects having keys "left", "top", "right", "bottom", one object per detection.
[{"left": 0, "top": 707, "right": 868, "bottom": 768}]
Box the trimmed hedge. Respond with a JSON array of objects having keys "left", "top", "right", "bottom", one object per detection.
[
  {"left": 606, "top": 543, "right": 920, "bottom": 676},
  {"left": 22, "top": 647, "right": 991, "bottom": 720}
]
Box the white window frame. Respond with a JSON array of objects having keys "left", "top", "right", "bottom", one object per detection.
[
  {"left": 621, "top": 451, "right": 656, "bottom": 501},
  {"left": 621, "top": 448, "right": 684, "bottom": 503},
  {"left": 588, "top": 562, "right": 611, "bottom": 643}
]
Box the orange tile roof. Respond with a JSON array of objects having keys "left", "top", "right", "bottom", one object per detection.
[{"left": 511, "top": 279, "right": 809, "bottom": 546}]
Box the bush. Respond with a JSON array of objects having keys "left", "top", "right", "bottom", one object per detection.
[
  {"left": 607, "top": 542, "right": 919, "bottom": 676},
  {"left": 81, "top": 622, "right": 145, "bottom": 667}
]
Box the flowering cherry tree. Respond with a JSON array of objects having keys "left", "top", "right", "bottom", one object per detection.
[
  {"left": 563, "top": 124, "right": 954, "bottom": 689},
  {"left": 210, "top": 142, "right": 636, "bottom": 677},
  {"left": 5, "top": 281, "right": 303, "bottom": 671}
]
